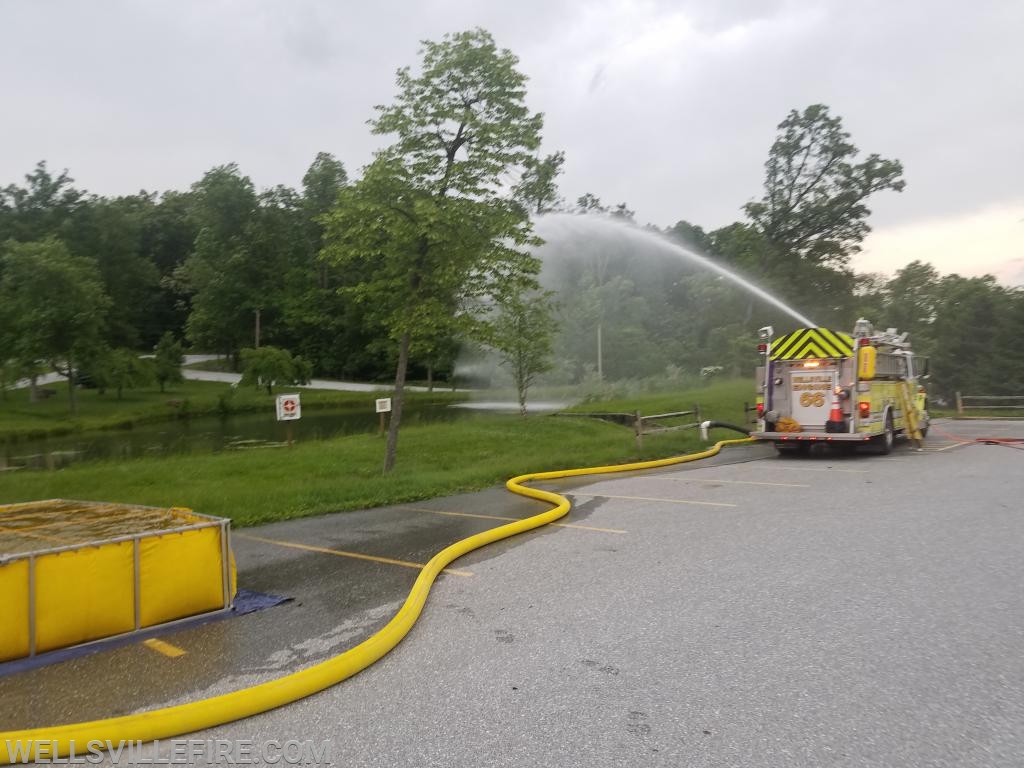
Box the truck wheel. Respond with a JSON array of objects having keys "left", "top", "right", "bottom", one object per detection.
[{"left": 876, "top": 412, "right": 895, "bottom": 455}]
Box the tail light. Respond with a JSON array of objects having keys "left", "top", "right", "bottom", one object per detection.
[
  {"left": 858, "top": 338, "right": 871, "bottom": 347},
  {"left": 756, "top": 402, "right": 764, "bottom": 416},
  {"left": 858, "top": 401, "right": 870, "bottom": 417},
  {"left": 757, "top": 343, "right": 767, "bottom": 353}
]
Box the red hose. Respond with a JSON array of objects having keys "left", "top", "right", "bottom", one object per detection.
[{"left": 929, "top": 423, "right": 1024, "bottom": 450}]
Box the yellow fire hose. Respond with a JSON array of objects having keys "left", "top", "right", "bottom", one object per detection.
[{"left": 0, "top": 437, "right": 752, "bottom": 763}]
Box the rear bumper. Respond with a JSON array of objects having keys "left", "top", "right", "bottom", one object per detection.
[{"left": 751, "top": 431, "right": 875, "bottom": 443}]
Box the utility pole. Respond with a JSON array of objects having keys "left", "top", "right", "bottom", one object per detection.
[{"left": 254, "top": 308, "right": 261, "bottom": 348}]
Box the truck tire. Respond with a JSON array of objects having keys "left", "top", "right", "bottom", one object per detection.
[{"left": 876, "top": 411, "right": 895, "bottom": 455}]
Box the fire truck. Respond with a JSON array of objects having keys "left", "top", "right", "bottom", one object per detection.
[{"left": 751, "top": 319, "right": 929, "bottom": 454}]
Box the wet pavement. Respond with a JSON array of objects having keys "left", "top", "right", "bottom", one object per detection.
[{"left": 3, "top": 419, "right": 1023, "bottom": 766}]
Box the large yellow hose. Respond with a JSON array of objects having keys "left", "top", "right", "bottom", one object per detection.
[{"left": 0, "top": 437, "right": 752, "bottom": 763}]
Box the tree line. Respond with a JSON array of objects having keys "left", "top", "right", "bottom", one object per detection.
[{"left": 1, "top": 29, "right": 1020, "bottom": 469}]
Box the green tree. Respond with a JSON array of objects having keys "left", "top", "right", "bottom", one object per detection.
[
  {"left": 0, "top": 161, "right": 83, "bottom": 243},
  {"left": 514, "top": 151, "right": 565, "bottom": 215},
  {"left": 302, "top": 152, "right": 348, "bottom": 245},
  {"left": 142, "top": 191, "right": 198, "bottom": 346},
  {"left": 279, "top": 153, "right": 356, "bottom": 375},
  {"left": 490, "top": 292, "right": 557, "bottom": 415},
  {"left": 0, "top": 292, "right": 17, "bottom": 399},
  {"left": 575, "top": 193, "right": 605, "bottom": 213},
  {"left": 154, "top": 332, "right": 184, "bottom": 392},
  {"left": 322, "top": 28, "right": 544, "bottom": 472},
  {"left": 177, "top": 165, "right": 267, "bottom": 363},
  {"left": 239, "top": 346, "right": 312, "bottom": 395},
  {"left": 666, "top": 220, "right": 710, "bottom": 253},
  {"left": 744, "top": 104, "right": 905, "bottom": 269},
  {"left": 881, "top": 260, "right": 940, "bottom": 352},
  {"left": 0, "top": 238, "right": 110, "bottom": 415},
  {"left": 66, "top": 194, "right": 160, "bottom": 347},
  {"left": 93, "top": 348, "right": 155, "bottom": 399}
]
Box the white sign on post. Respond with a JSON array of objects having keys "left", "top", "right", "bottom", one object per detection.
[
  {"left": 375, "top": 398, "right": 393, "bottom": 413},
  {"left": 276, "top": 394, "right": 302, "bottom": 421}
]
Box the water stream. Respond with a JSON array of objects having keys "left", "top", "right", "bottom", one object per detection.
[{"left": 534, "top": 213, "right": 817, "bottom": 327}]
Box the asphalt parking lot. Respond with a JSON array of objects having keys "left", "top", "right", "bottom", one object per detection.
[{"left": 3, "top": 419, "right": 1022, "bottom": 767}]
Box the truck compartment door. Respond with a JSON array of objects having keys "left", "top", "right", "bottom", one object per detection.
[{"left": 789, "top": 368, "right": 837, "bottom": 429}]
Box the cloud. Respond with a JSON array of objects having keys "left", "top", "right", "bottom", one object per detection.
[
  {"left": 0, "top": 0, "right": 1021, "bottom": 253},
  {"left": 856, "top": 202, "right": 1024, "bottom": 286}
]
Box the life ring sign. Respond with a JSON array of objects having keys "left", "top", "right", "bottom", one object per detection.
[{"left": 276, "top": 393, "right": 302, "bottom": 421}]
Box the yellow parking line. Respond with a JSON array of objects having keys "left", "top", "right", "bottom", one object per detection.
[
  {"left": 398, "top": 506, "right": 627, "bottom": 534},
  {"left": 571, "top": 493, "right": 736, "bottom": 508},
  {"left": 143, "top": 638, "right": 186, "bottom": 658},
  {"left": 928, "top": 441, "right": 971, "bottom": 452},
  {"left": 659, "top": 477, "right": 810, "bottom": 488},
  {"left": 237, "top": 534, "right": 473, "bottom": 577}
]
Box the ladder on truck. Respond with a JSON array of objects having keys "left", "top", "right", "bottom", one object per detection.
[{"left": 898, "top": 381, "right": 924, "bottom": 451}]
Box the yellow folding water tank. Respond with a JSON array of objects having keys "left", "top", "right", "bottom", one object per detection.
[{"left": 0, "top": 500, "right": 236, "bottom": 662}]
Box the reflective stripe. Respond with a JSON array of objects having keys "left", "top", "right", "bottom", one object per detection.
[{"left": 770, "top": 328, "right": 854, "bottom": 360}]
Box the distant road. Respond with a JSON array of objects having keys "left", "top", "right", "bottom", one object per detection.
[
  {"left": 181, "top": 356, "right": 445, "bottom": 393},
  {"left": 11, "top": 356, "right": 449, "bottom": 394}
]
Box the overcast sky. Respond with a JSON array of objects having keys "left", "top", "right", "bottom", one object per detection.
[{"left": 1, "top": 0, "right": 1021, "bottom": 285}]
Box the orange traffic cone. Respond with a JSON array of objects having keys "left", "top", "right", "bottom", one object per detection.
[{"left": 825, "top": 389, "right": 845, "bottom": 433}]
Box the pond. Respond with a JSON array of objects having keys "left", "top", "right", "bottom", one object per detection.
[{"left": 0, "top": 404, "right": 464, "bottom": 471}]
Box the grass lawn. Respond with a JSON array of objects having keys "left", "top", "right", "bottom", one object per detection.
[
  {"left": 565, "top": 378, "right": 754, "bottom": 426},
  {"left": 0, "top": 380, "right": 462, "bottom": 441},
  {"left": 0, "top": 379, "right": 753, "bottom": 526}
]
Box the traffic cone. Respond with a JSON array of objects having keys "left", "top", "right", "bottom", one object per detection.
[{"left": 825, "top": 389, "right": 845, "bottom": 433}]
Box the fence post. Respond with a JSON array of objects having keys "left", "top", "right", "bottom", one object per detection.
[
  {"left": 694, "top": 403, "right": 701, "bottom": 425},
  {"left": 956, "top": 391, "right": 963, "bottom": 416},
  {"left": 634, "top": 410, "right": 643, "bottom": 450}
]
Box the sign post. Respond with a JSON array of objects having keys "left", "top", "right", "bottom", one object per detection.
[
  {"left": 276, "top": 393, "right": 301, "bottom": 447},
  {"left": 375, "top": 397, "right": 392, "bottom": 437}
]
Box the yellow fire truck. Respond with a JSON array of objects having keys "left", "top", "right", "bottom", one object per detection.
[{"left": 751, "top": 319, "right": 929, "bottom": 454}]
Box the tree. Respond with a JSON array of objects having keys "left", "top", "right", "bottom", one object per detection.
[
  {"left": 302, "top": 152, "right": 348, "bottom": 240},
  {"left": 666, "top": 220, "right": 710, "bottom": 253},
  {"left": 0, "top": 161, "right": 83, "bottom": 243},
  {"left": 490, "top": 292, "right": 557, "bottom": 415},
  {"left": 177, "top": 164, "right": 277, "bottom": 363},
  {"left": 744, "top": 104, "right": 905, "bottom": 269},
  {"left": 575, "top": 193, "right": 605, "bottom": 213},
  {"left": 279, "top": 153, "right": 356, "bottom": 375},
  {"left": 322, "top": 28, "right": 544, "bottom": 472},
  {"left": 93, "top": 348, "right": 155, "bottom": 399},
  {"left": 65, "top": 194, "right": 160, "bottom": 347},
  {"left": 239, "top": 346, "right": 312, "bottom": 395},
  {"left": 514, "top": 151, "right": 564, "bottom": 215},
  {"left": 881, "top": 261, "right": 940, "bottom": 350},
  {"left": 0, "top": 238, "right": 110, "bottom": 415},
  {"left": 142, "top": 191, "right": 198, "bottom": 347},
  {"left": 0, "top": 291, "right": 16, "bottom": 399},
  {"left": 154, "top": 332, "right": 184, "bottom": 392}
]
